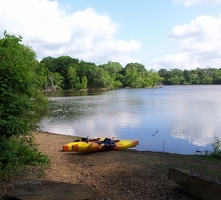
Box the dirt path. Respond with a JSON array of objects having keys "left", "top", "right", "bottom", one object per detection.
[{"left": 31, "top": 131, "right": 221, "bottom": 200}]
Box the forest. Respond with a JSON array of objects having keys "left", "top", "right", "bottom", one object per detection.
[
  {"left": 40, "top": 56, "right": 163, "bottom": 90},
  {"left": 40, "top": 56, "right": 221, "bottom": 91},
  {"left": 158, "top": 68, "right": 221, "bottom": 85}
]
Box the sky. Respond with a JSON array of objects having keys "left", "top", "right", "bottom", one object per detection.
[{"left": 1, "top": 0, "right": 221, "bottom": 70}]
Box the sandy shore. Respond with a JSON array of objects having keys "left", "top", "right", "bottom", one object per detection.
[{"left": 23, "top": 131, "right": 221, "bottom": 199}]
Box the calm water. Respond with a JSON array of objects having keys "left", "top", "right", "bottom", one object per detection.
[{"left": 38, "top": 85, "right": 221, "bottom": 155}]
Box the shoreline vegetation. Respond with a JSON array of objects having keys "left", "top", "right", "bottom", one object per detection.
[
  {"left": 2, "top": 131, "right": 221, "bottom": 199},
  {"left": 40, "top": 55, "right": 221, "bottom": 92},
  {"left": 1, "top": 32, "right": 221, "bottom": 199}
]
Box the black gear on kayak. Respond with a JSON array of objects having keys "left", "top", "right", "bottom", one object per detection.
[{"left": 100, "top": 137, "right": 115, "bottom": 147}]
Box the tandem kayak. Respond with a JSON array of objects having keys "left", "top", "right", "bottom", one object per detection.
[{"left": 63, "top": 137, "right": 139, "bottom": 152}]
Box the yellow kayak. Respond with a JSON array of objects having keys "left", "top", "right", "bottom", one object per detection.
[
  {"left": 62, "top": 137, "right": 106, "bottom": 152},
  {"left": 63, "top": 137, "right": 139, "bottom": 152}
]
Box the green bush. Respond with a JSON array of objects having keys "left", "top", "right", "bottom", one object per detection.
[
  {"left": 0, "top": 32, "right": 50, "bottom": 192},
  {"left": 0, "top": 31, "right": 48, "bottom": 138},
  {"left": 0, "top": 134, "right": 50, "bottom": 181},
  {"left": 210, "top": 135, "right": 221, "bottom": 158}
]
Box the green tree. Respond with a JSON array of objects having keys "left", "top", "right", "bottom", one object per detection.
[
  {"left": 212, "top": 68, "right": 221, "bottom": 84},
  {"left": 0, "top": 32, "right": 50, "bottom": 177},
  {"left": 41, "top": 56, "right": 79, "bottom": 89},
  {"left": 146, "top": 69, "right": 163, "bottom": 87},
  {"left": 210, "top": 135, "right": 221, "bottom": 158},
  {"left": 167, "top": 76, "right": 184, "bottom": 85},
  {"left": 35, "top": 62, "right": 49, "bottom": 90},
  {"left": 48, "top": 71, "right": 64, "bottom": 91},
  {"left": 183, "top": 70, "right": 192, "bottom": 84},
  {"left": 189, "top": 70, "right": 200, "bottom": 84},
  {"left": 167, "top": 69, "right": 185, "bottom": 85},
  {"left": 124, "top": 63, "right": 147, "bottom": 76},
  {"left": 0, "top": 31, "right": 47, "bottom": 138},
  {"left": 77, "top": 61, "right": 96, "bottom": 79},
  {"left": 87, "top": 67, "right": 113, "bottom": 89},
  {"left": 81, "top": 76, "right": 88, "bottom": 89},
  {"left": 67, "top": 64, "right": 78, "bottom": 90},
  {"left": 99, "top": 61, "right": 123, "bottom": 88},
  {"left": 158, "top": 69, "right": 168, "bottom": 84},
  {"left": 123, "top": 63, "right": 162, "bottom": 88},
  {"left": 124, "top": 66, "right": 141, "bottom": 88},
  {"left": 99, "top": 61, "right": 123, "bottom": 79},
  {"left": 40, "top": 56, "right": 57, "bottom": 72},
  {"left": 75, "top": 77, "right": 81, "bottom": 90}
]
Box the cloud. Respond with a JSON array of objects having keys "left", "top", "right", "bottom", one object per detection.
[
  {"left": 152, "top": 52, "right": 200, "bottom": 70},
  {"left": 152, "top": 14, "right": 221, "bottom": 70},
  {"left": 173, "top": 0, "right": 221, "bottom": 6},
  {"left": 0, "top": 0, "right": 141, "bottom": 66}
]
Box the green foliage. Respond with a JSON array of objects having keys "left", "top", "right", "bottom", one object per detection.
[
  {"left": 124, "top": 66, "right": 141, "bottom": 88},
  {"left": 0, "top": 31, "right": 50, "bottom": 186},
  {"left": 87, "top": 66, "right": 114, "bottom": 89},
  {"left": 210, "top": 136, "right": 221, "bottom": 158},
  {"left": 48, "top": 71, "right": 64, "bottom": 90},
  {"left": 146, "top": 70, "right": 163, "bottom": 87},
  {"left": 67, "top": 64, "right": 78, "bottom": 90},
  {"left": 203, "top": 136, "right": 221, "bottom": 159},
  {"left": 99, "top": 61, "right": 123, "bottom": 79},
  {"left": 99, "top": 61, "right": 123, "bottom": 89},
  {"left": 75, "top": 76, "right": 88, "bottom": 90},
  {"left": 41, "top": 57, "right": 162, "bottom": 90},
  {"left": 113, "top": 80, "right": 122, "bottom": 88},
  {"left": 0, "top": 31, "right": 48, "bottom": 138},
  {"left": 0, "top": 134, "right": 50, "bottom": 181},
  {"left": 81, "top": 76, "right": 88, "bottom": 89},
  {"left": 39, "top": 52, "right": 221, "bottom": 89},
  {"left": 158, "top": 68, "right": 221, "bottom": 85},
  {"left": 41, "top": 56, "right": 79, "bottom": 90},
  {"left": 123, "top": 63, "right": 162, "bottom": 88},
  {"left": 212, "top": 68, "right": 221, "bottom": 84}
]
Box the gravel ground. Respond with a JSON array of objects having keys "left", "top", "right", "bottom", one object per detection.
[{"left": 5, "top": 131, "right": 221, "bottom": 200}]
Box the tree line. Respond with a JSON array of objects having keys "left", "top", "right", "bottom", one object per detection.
[
  {"left": 40, "top": 58, "right": 221, "bottom": 90},
  {"left": 40, "top": 57, "right": 163, "bottom": 90},
  {"left": 158, "top": 68, "right": 221, "bottom": 85}
]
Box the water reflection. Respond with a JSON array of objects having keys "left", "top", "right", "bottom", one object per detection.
[
  {"left": 165, "top": 86, "right": 221, "bottom": 148},
  {"left": 39, "top": 86, "right": 221, "bottom": 154}
]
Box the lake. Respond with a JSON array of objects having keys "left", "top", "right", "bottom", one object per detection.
[{"left": 38, "top": 85, "right": 221, "bottom": 155}]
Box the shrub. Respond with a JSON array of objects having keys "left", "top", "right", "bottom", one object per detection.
[
  {"left": 210, "top": 135, "right": 221, "bottom": 158},
  {"left": 0, "top": 134, "right": 50, "bottom": 181}
]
